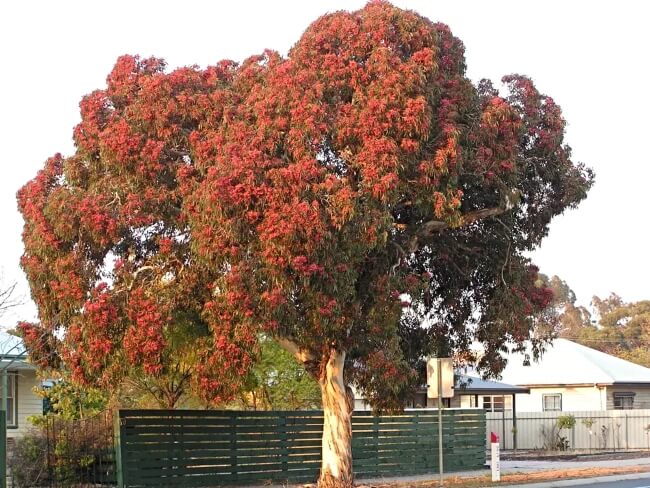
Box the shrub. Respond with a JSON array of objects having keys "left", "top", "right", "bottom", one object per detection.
[
  {"left": 539, "top": 415, "right": 576, "bottom": 451},
  {"left": 8, "top": 428, "right": 49, "bottom": 488},
  {"left": 12, "top": 411, "right": 115, "bottom": 486}
]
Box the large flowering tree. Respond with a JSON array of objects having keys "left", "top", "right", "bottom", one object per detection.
[{"left": 18, "top": 3, "right": 592, "bottom": 486}]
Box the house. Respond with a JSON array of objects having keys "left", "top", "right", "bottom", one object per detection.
[
  {"left": 0, "top": 331, "right": 43, "bottom": 439},
  {"left": 495, "top": 338, "right": 650, "bottom": 412},
  {"left": 353, "top": 374, "right": 530, "bottom": 412}
]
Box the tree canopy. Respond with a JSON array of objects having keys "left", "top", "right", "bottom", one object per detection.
[{"left": 18, "top": 3, "right": 593, "bottom": 485}]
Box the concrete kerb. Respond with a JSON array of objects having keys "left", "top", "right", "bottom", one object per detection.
[{"left": 500, "top": 471, "right": 650, "bottom": 488}]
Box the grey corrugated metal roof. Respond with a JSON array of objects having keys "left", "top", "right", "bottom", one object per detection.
[{"left": 454, "top": 374, "right": 530, "bottom": 394}]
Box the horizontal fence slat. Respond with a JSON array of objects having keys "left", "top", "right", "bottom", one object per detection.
[{"left": 118, "top": 408, "right": 486, "bottom": 487}]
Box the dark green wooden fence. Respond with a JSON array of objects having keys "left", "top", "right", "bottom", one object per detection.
[{"left": 115, "top": 409, "right": 485, "bottom": 487}]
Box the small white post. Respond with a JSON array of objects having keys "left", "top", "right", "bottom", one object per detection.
[{"left": 491, "top": 431, "right": 500, "bottom": 482}]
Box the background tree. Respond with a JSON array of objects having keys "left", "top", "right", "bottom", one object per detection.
[
  {"left": 571, "top": 295, "right": 650, "bottom": 367},
  {"left": 538, "top": 274, "right": 592, "bottom": 337},
  {"left": 539, "top": 276, "right": 650, "bottom": 368},
  {"left": 231, "top": 335, "right": 321, "bottom": 411},
  {"left": 18, "top": 3, "right": 593, "bottom": 486}
]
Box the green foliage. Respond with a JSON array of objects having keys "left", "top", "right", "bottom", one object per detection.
[
  {"left": 555, "top": 414, "right": 576, "bottom": 451},
  {"left": 557, "top": 414, "right": 576, "bottom": 430},
  {"left": 581, "top": 417, "right": 595, "bottom": 429},
  {"left": 539, "top": 414, "right": 576, "bottom": 451},
  {"left": 30, "top": 380, "right": 108, "bottom": 425},
  {"left": 232, "top": 336, "right": 321, "bottom": 410}
]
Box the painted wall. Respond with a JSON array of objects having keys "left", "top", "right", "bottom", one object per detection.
[
  {"left": 8, "top": 368, "right": 42, "bottom": 439},
  {"left": 606, "top": 386, "right": 650, "bottom": 410},
  {"left": 514, "top": 386, "right": 605, "bottom": 412}
]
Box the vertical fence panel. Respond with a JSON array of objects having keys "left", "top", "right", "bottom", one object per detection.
[
  {"left": 486, "top": 409, "right": 650, "bottom": 450},
  {"left": 117, "top": 408, "right": 485, "bottom": 487},
  {"left": 114, "top": 411, "right": 124, "bottom": 488}
]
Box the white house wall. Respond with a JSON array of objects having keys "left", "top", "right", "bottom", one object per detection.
[{"left": 515, "top": 386, "right": 606, "bottom": 412}]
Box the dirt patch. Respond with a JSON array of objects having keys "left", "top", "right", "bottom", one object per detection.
[
  {"left": 355, "top": 465, "right": 650, "bottom": 487},
  {"left": 502, "top": 450, "right": 650, "bottom": 462}
]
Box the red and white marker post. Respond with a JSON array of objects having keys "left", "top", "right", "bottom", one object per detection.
[{"left": 490, "top": 431, "right": 501, "bottom": 482}]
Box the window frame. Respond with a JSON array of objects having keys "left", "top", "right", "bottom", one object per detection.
[
  {"left": 613, "top": 392, "right": 635, "bottom": 410},
  {"left": 483, "top": 395, "right": 506, "bottom": 412},
  {"left": 4, "top": 372, "right": 18, "bottom": 428},
  {"left": 542, "top": 393, "right": 562, "bottom": 412}
]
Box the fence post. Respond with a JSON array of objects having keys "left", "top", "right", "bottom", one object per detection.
[
  {"left": 512, "top": 395, "right": 517, "bottom": 451},
  {"left": 230, "top": 413, "right": 237, "bottom": 479},
  {"left": 113, "top": 411, "right": 124, "bottom": 488},
  {"left": 373, "top": 414, "right": 379, "bottom": 465},
  {"left": 279, "top": 413, "right": 288, "bottom": 477},
  {"left": 625, "top": 414, "right": 629, "bottom": 450}
]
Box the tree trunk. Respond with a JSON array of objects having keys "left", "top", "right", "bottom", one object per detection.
[{"left": 318, "top": 349, "right": 354, "bottom": 488}]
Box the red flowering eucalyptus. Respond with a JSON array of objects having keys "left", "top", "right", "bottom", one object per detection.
[{"left": 18, "top": 3, "right": 592, "bottom": 487}]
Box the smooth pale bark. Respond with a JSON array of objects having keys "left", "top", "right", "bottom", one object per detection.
[{"left": 318, "top": 349, "right": 354, "bottom": 488}]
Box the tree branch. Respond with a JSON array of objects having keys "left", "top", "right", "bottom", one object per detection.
[
  {"left": 277, "top": 337, "right": 316, "bottom": 365},
  {"left": 127, "top": 265, "right": 156, "bottom": 290},
  {"left": 415, "top": 188, "right": 520, "bottom": 240},
  {"left": 0, "top": 280, "right": 22, "bottom": 315},
  {"left": 419, "top": 206, "right": 506, "bottom": 237}
]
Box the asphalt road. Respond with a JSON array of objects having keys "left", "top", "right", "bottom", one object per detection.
[{"left": 561, "top": 476, "right": 650, "bottom": 487}]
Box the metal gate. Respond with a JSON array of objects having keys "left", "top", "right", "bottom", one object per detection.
[{"left": 44, "top": 411, "right": 116, "bottom": 487}]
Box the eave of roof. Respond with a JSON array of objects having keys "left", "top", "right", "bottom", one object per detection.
[
  {"left": 456, "top": 386, "right": 531, "bottom": 394},
  {"left": 515, "top": 381, "right": 650, "bottom": 388}
]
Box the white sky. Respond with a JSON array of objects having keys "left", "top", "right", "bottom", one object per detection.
[{"left": 1, "top": 0, "right": 648, "bottom": 326}]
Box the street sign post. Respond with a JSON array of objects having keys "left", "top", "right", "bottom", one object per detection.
[{"left": 426, "top": 358, "right": 454, "bottom": 487}]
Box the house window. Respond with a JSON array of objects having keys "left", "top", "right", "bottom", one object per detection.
[
  {"left": 5, "top": 373, "right": 18, "bottom": 427},
  {"left": 613, "top": 392, "right": 635, "bottom": 410},
  {"left": 483, "top": 395, "right": 506, "bottom": 412},
  {"left": 542, "top": 393, "right": 562, "bottom": 411},
  {"left": 470, "top": 395, "right": 479, "bottom": 408}
]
